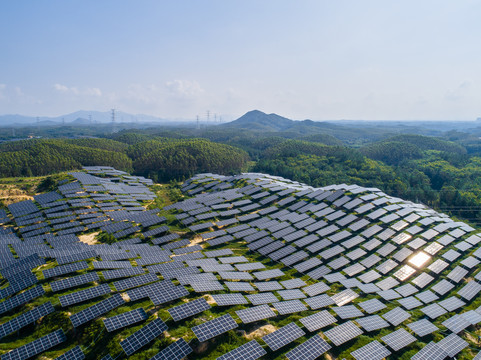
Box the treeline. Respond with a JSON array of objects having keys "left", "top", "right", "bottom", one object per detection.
[
  {"left": 127, "top": 139, "right": 249, "bottom": 182},
  {"left": 254, "top": 135, "right": 481, "bottom": 223},
  {"left": 0, "top": 137, "right": 249, "bottom": 181},
  {"left": 0, "top": 139, "right": 132, "bottom": 177}
]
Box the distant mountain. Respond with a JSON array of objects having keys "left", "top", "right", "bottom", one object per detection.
[
  {"left": 0, "top": 110, "right": 169, "bottom": 127},
  {"left": 225, "top": 110, "right": 295, "bottom": 131},
  {"left": 222, "top": 110, "right": 342, "bottom": 134}
]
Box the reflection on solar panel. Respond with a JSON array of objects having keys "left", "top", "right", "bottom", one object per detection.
[
  {"left": 217, "top": 340, "right": 266, "bottom": 360},
  {"left": 236, "top": 304, "right": 277, "bottom": 323},
  {"left": 331, "top": 289, "right": 358, "bottom": 306},
  {"left": 103, "top": 308, "right": 148, "bottom": 332},
  {"left": 0, "top": 302, "right": 55, "bottom": 339},
  {"left": 300, "top": 310, "right": 337, "bottom": 332},
  {"left": 285, "top": 335, "right": 331, "bottom": 360},
  {"left": 262, "top": 322, "right": 305, "bottom": 351},
  {"left": 59, "top": 283, "right": 111, "bottom": 307},
  {"left": 351, "top": 340, "right": 391, "bottom": 360},
  {"left": 149, "top": 338, "right": 193, "bottom": 360},
  {"left": 323, "top": 321, "right": 363, "bottom": 346},
  {"left": 192, "top": 314, "right": 238, "bottom": 342},
  {"left": 1, "top": 329, "right": 66, "bottom": 360},
  {"left": 70, "top": 293, "right": 125, "bottom": 328},
  {"left": 120, "top": 318, "right": 168, "bottom": 356},
  {"left": 55, "top": 345, "right": 85, "bottom": 360},
  {"left": 168, "top": 298, "right": 211, "bottom": 321}
]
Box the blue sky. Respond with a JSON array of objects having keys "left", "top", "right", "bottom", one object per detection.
[{"left": 1, "top": 0, "right": 480, "bottom": 120}]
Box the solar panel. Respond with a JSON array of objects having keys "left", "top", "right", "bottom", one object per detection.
[
  {"left": 323, "top": 321, "right": 363, "bottom": 346},
  {"left": 437, "top": 333, "right": 468, "bottom": 358},
  {"left": 149, "top": 338, "right": 193, "bottom": 360},
  {"left": 420, "top": 303, "right": 447, "bottom": 319},
  {"left": 50, "top": 272, "right": 99, "bottom": 292},
  {"left": 273, "top": 300, "right": 308, "bottom": 315},
  {"left": 70, "top": 293, "right": 125, "bottom": 328},
  {"left": 102, "top": 267, "right": 145, "bottom": 280},
  {"left": 225, "top": 282, "right": 255, "bottom": 292},
  {"left": 0, "top": 285, "right": 45, "bottom": 316},
  {"left": 333, "top": 305, "right": 364, "bottom": 319},
  {"left": 191, "top": 314, "right": 238, "bottom": 342},
  {"left": 262, "top": 322, "right": 305, "bottom": 351},
  {"left": 407, "top": 319, "right": 439, "bottom": 336},
  {"left": 442, "top": 314, "right": 471, "bottom": 334},
  {"left": 438, "top": 296, "right": 466, "bottom": 312},
  {"left": 0, "top": 302, "right": 55, "bottom": 339},
  {"left": 304, "top": 294, "right": 335, "bottom": 309},
  {"left": 120, "top": 318, "right": 168, "bottom": 356},
  {"left": 168, "top": 297, "right": 211, "bottom": 321},
  {"left": 358, "top": 298, "right": 386, "bottom": 314},
  {"left": 356, "top": 315, "right": 390, "bottom": 331},
  {"left": 59, "top": 283, "right": 111, "bottom": 307},
  {"left": 191, "top": 281, "right": 225, "bottom": 292},
  {"left": 299, "top": 310, "right": 337, "bottom": 331},
  {"left": 277, "top": 289, "right": 306, "bottom": 300},
  {"left": 1, "top": 329, "right": 66, "bottom": 360},
  {"left": 351, "top": 340, "right": 391, "bottom": 360},
  {"left": 103, "top": 308, "right": 148, "bottom": 332},
  {"left": 254, "top": 281, "right": 283, "bottom": 291},
  {"left": 235, "top": 304, "right": 277, "bottom": 323},
  {"left": 381, "top": 328, "right": 416, "bottom": 351},
  {"left": 331, "top": 289, "right": 359, "bottom": 306},
  {"left": 113, "top": 273, "right": 159, "bottom": 291},
  {"left": 43, "top": 261, "right": 89, "bottom": 279},
  {"left": 212, "top": 293, "right": 248, "bottom": 306},
  {"left": 381, "top": 307, "right": 410, "bottom": 326},
  {"left": 411, "top": 342, "right": 448, "bottom": 360},
  {"left": 217, "top": 340, "right": 266, "bottom": 360},
  {"left": 149, "top": 285, "right": 189, "bottom": 305},
  {"left": 302, "top": 282, "right": 330, "bottom": 296},
  {"left": 55, "top": 346, "right": 85, "bottom": 360}
]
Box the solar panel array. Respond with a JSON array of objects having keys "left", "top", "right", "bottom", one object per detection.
[{"left": 3, "top": 168, "right": 481, "bottom": 359}]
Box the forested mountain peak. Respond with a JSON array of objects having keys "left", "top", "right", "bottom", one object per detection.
[{"left": 224, "top": 110, "right": 295, "bottom": 131}]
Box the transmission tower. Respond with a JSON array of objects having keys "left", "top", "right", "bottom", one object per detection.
[
  {"left": 111, "top": 108, "right": 117, "bottom": 133},
  {"left": 196, "top": 115, "right": 200, "bottom": 130}
]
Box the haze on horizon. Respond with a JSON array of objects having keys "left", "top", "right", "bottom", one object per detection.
[{"left": 1, "top": 0, "right": 480, "bottom": 121}]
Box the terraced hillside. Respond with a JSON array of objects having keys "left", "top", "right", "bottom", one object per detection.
[{"left": 1, "top": 168, "right": 481, "bottom": 359}]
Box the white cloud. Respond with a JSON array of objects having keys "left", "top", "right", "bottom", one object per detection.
[
  {"left": 53, "top": 83, "right": 69, "bottom": 92},
  {"left": 165, "top": 79, "right": 204, "bottom": 97},
  {"left": 53, "top": 84, "right": 102, "bottom": 97}
]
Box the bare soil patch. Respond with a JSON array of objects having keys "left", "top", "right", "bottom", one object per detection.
[
  {"left": 245, "top": 324, "right": 277, "bottom": 339},
  {"left": 78, "top": 232, "right": 100, "bottom": 245}
]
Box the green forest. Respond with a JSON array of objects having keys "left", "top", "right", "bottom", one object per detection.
[{"left": 2, "top": 119, "right": 481, "bottom": 225}]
